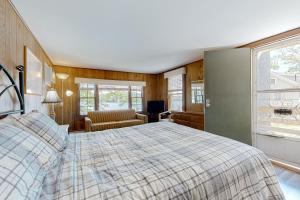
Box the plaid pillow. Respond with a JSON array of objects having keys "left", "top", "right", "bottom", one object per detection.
[
  {"left": 0, "top": 123, "right": 59, "bottom": 170},
  {"left": 0, "top": 124, "right": 49, "bottom": 200},
  {"left": 13, "top": 112, "right": 68, "bottom": 152}
]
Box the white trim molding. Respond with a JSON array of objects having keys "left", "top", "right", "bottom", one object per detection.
[
  {"left": 164, "top": 67, "right": 186, "bottom": 79},
  {"left": 74, "top": 77, "right": 146, "bottom": 87}
]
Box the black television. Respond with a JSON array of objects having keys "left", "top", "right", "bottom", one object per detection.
[{"left": 147, "top": 101, "right": 165, "bottom": 113}]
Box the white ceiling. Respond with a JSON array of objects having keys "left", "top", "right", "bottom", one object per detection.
[{"left": 11, "top": 0, "right": 300, "bottom": 73}]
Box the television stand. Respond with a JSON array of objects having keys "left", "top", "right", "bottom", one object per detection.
[{"left": 147, "top": 113, "right": 159, "bottom": 123}]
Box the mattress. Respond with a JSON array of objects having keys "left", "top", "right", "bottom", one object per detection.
[{"left": 40, "top": 122, "right": 284, "bottom": 200}]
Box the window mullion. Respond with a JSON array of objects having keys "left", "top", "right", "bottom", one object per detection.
[
  {"left": 142, "top": 86, "right": 145, "bottom": 112},
  {"left": 128, "top": 86, "right": 132, "bottom": 109},
  {"left": 95, "top": 85, "right": 99, "bottom": 111}
]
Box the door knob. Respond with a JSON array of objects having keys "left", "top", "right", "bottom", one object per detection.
[{"left": 206, "top": 99, "right": 211, "bottom": 108}]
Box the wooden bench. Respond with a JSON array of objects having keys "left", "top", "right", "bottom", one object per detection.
[{"left": 170, "top": 111, "right": 204, "bottom": 130}]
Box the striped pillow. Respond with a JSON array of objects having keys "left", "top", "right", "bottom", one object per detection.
[
  {"left": 0, "top": 124, "right": 52, "bottom": 200},
  {"left": 14, "top": 112, "right": 68, "bottom": 152}
]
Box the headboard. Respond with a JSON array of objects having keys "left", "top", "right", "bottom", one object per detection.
[{"left": 0, "top": 64, "right": 25, "bottom": 117}]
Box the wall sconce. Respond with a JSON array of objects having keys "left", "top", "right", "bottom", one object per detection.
[{"left": 66, "top": 90, "right": 73, "bottom": 97}]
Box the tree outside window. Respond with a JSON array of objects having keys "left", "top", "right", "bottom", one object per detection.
[{"left": 79, "top": 83, "right": 144, "bottom": 115}]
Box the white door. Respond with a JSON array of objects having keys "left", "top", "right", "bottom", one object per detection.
[{"left": 252, "top": 36, "right": 300, "bottom": 167}]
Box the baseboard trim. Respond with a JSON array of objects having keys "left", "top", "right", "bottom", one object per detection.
[{"left": 271, "top": 159, "right": 300, "bottom": 174}]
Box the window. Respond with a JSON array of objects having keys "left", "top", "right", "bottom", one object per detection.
[
  {"left": 131, "top": 86, "right": 143, "bottom": 112},
  {"left": 191, "top": 81, "right": 204, "bottom": 104},
  {"left": 99, "top": 85, "right": 129, "bottom": 111},
  {"left": 253, "top": 36, "right": 300, "bottom": 138},
  {"left": 270, "top": 78, "right": 276, "bottom": 85},
  {"left": 79, "top": 82, "right": 145, "bottom": 114},
  {"left": 168, "top": 75, "right": 183, "bottom": 111},
  {"left": 79, "top": 84, "right": 96, "bottom": 115}
]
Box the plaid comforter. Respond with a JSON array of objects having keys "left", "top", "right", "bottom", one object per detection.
[{"left": 40, "top": 122, "right": 284, "bottom": 200}]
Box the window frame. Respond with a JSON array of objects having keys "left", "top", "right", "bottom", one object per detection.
[
  {"left": 252, "top": 35, "right": 300, "bottom": 145},
  {"left": 78, "top": 84, "right": 97, "bottom": 116},
  {"left": 130, "top": 86, "right": 144, "bottom": 112},
  {"left": 167, "top": 74, "right": 184, "bottom": 111},
  {"left": 78, "top": 84, "right": 145, "bottom": 116}
]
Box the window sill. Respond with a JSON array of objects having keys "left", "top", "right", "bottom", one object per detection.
[{"left": 256, "top": 131, "right": 300, "bottom": 142}]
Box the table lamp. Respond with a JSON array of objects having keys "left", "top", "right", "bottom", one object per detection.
[{"left": 42, "top": 88, "right": 62, "bottom": 121}]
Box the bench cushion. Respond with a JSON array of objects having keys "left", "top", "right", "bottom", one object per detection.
[
  {"left": 88, "top": 109, "right": 136, "bottom": 123},
  {"left": 91, "top": 119, "right": 143, "bottom": 131}
]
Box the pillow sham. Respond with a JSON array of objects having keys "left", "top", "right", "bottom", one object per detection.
[
  {"left": 14, "top": 112, "right": 68, "bottom": 152},
  {"left": 0, "top": 124, "right": 53, "bottom": 200},
  {"left": 0, "top": 123, "right": 59, "bottom": 170}
]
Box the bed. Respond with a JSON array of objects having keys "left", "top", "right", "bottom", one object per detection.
[
  {"left": 38, "top": 122, "right": 283, "bottom": 200},
  {"left": 0, "top": 65, "right": 285, "bottom": 200}
]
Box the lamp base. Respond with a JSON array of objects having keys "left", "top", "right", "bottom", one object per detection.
[{"left": 49, "top": 104, "right": 56, "bottom": 121}]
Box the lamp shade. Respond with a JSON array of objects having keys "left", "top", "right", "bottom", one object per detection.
[
  {"left": 56, "top": 73, "right": 69, "bottom": 80},
  {"left": 42, "top": 88, "right": 62, "bottom": 103}
]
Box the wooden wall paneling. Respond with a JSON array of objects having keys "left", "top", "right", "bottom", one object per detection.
[
  {"left": 0, "top": 0, "right": 53, "bottom": 114},
  {"left": 2, "top": 0, "right": 18, "bottom": 111},
  {"left": 155, "top": 73, "right": 167, "bottom": 103},
  {"left": 154, "top": 60, "right": 204, "bottom": 129},
  {"left": 53, "top": 65, "right": 160, "bottom": 130},
  {"left": 185, "top": 60, "right": 204, "bottom": 113},
  {"left": 16, "top": 17, "right": 24, "bottom": 67},
  {"left": 0, "top": 0, "right": 5, "bottom": 64},
  {"left": 156, "top": 60, "right": 204, "bottom": 112},
  {"left": 5, "top": 0, "right": 16, "bottom": 71}
]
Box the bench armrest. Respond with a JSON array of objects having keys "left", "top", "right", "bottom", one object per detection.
[
  {"left": 136, "top": 113, "right": 148, "bottom": 123},
  {"left": 158, "top": 111, "right": 172, "bottom": 121},
  {"left": 84, "top": 117, "right": 92, "bottom": 132}
]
